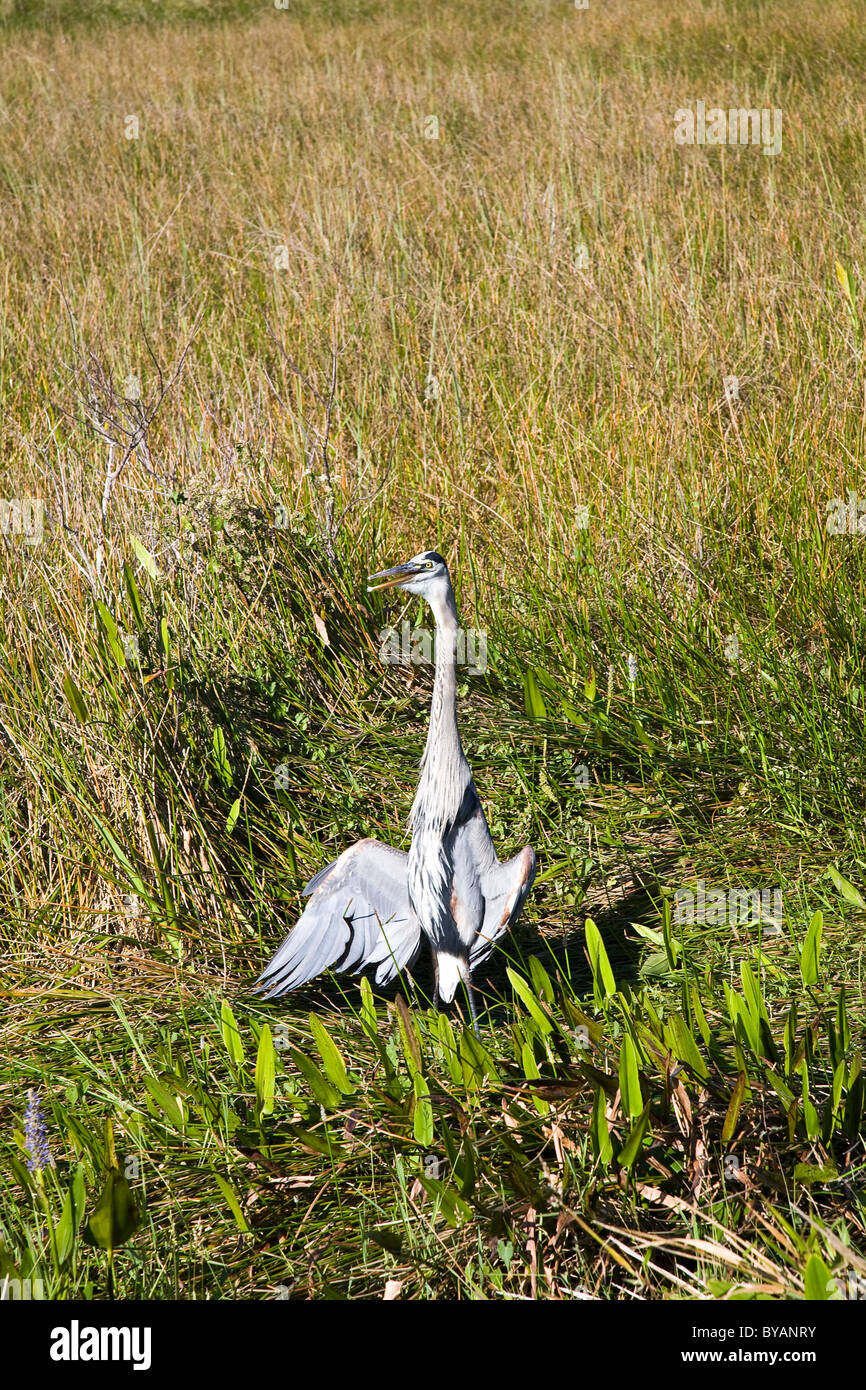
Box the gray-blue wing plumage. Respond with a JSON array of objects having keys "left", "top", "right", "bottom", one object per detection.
[
  {"left": 255, "top": 838, "right": 422, "bottom": 997},
  {"left": 429, "top": 798, "right": 536, "bottom": 972},
  {"left": 471, "top": 845, "right": 536, "bottom": 968}
]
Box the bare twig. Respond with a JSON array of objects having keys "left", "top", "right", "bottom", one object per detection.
[{"left": 51, "top": 308, "right": 204, "bottom": 580}]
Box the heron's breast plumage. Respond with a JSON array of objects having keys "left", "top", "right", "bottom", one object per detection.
[{"left": 408, "top": 789, "right": 488, "bottom": 956}]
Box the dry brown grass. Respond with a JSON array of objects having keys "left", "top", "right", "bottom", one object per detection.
[{"left": 1, "top": 0, "right": 865, "bottom": 569}]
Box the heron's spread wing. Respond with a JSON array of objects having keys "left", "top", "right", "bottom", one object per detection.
[
  {"left": 255, "top": 839, "right": 422, "bottom": 997},
  {"left": 471, "top": 845, "right": 536, "bottom": 968}
]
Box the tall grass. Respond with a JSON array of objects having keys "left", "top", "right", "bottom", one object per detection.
[{"left": 1, "top": 0, "right": 865, "bottom": 1299}]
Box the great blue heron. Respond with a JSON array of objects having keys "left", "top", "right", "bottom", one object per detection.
[{"left": 255, "top": 550, "right": 536, "bottom": 1031}]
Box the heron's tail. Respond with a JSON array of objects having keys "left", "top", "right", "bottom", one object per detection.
[{"left": 436, "top": 951, "right": 470, "bottom": 1004}]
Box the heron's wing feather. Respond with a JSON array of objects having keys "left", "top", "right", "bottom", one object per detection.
[
  {"left": 255, "top": 839, "right": 421, "bottom": 997},
  {"left": 471, "top": 845, "right": 536, "bottom": 968},
  {"left": 302, "top": 859, "right": 339, "bottom": 895}
]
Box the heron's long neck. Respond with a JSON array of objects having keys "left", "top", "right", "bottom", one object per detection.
[{"left": 410, "top": 589, "right": 470, "bottom": 832}]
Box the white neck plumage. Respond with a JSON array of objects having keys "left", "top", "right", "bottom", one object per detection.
[{"left": 410, "top": 586, "right": 470, "bottom": 834}]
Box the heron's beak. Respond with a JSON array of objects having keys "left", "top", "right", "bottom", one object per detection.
[{"left": 366, "top": 562, "right": 421, "bottom": 593}]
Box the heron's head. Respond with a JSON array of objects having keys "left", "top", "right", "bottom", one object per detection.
[{"left": 367, "top": 550, "right": 452, "bottom": 601}]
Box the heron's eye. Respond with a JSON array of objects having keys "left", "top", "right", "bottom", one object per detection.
[{"left": 426, "top": 560, "right": 433, "bottom": 569}]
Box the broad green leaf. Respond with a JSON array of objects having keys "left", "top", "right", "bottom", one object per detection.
[
  {"left": 847, "top": 1051, "right": 862, "bottom": 1091},
  {"left": 804, "top": 1253, "right": 833, "bottom": 1301},
  {"left": 55, "top": 1165, "right": 86, "bottom": 1266},
  {"left": 724, "top": 982, "right": 760, "bottom": 1056},
  {"left": 359, "top": 977, "right": 378, "bottom": 1038},
  {"left": 95, "top": 601, "right": 127, "bottom": 669},
  {"left": 521, "top": 1040, "right": 542, "bottom": 1080},
  {"left": 561, "top": 700, "right": 587, "bottom": 728},
  {"left": 212, "top": 726, "right": 233, "bottom": 787},
  {"left": 309, "top": 1014, "right": 354, "bottom": 1094},
  {"left": 722, "top": 1072, "right": 747, "bottom": 1144},
  {"left": 834, "top": 987, "right": 851, "bottom": 1064},
  {"left": 460, "top": 1028, "right": 485, "bottom": 1090},
  {"left": 143, "top": 1075, "right": 185, "bottom": 1130},
  {"left": 123, "top": 559, "right": 144, "bottom": 628},
  {"left": 740, "top": 961, "right": 776, "bottom": 1061},
  {"left": 618, "top": 1103, "right": 651, "bottom": 1169},
  {"left": 740, "top": 961, "right": 767, "bottom": 1026},
  {"left": 102, "top": 1118, "right": 119, "bottom": 1170},
  {"left": 832, "top": 1058, "right": 845, "bottom": 1118},
  {"left": 584, "top": 918, "right": 615, "bottom": 1003},
  {"left": 219, "top": 999, "right": 245, "bottom": 1068},
  {"left": 844, "top": 1066, "right": 864, "bottom": 1137},
  {"left": 226, "top": 798, "right": 241, "bottom": 835},
  {"left": 641, "top": 950, "right": 671, "bottom": 978},
  {"left": 528, "top": 955, "right": 554, "bottom": 1004},
  {"left": 288, "top": 1046, "right": 341, "bottom": 1111},
  {"left": 590, "top": 1085, "right": 612, "bottom": 1164},
  {"left": 631, "top": 717, "right": 654, "bottom": 750},
  {"left": 417, "top": 1177, "right": 472, "bottom": 1226},
  {"left": 783, "top": 1002, "right": 798, "bottom": 1073},
  {"left": 523, "top": 668, "right": 547, "bottom": 720},
  {"left": 802, "top": 1066, "right": 820, "bottom": 1139},
  {"left": 630, "top": 923, "right": 665, "bottom": 946},
  {"left": 665, "top": 1011, "right": 709, "bottom": 1080},
  {"left": 84, "top": 1171, "right": 140, "bottom": 1254},
  {"left": 763, "top": 1065, "right": 794, "bottom": 1110},
  {"left": 368, "top": 1227, "right": 403, "bottom": 1254},
  {"left": 255, "top": 1024, "right": 276, "bottom": 1115},
  {"left": 281, "top": 1123, "right": 345, "bottom": 1159},
  {"left": 214, "top": 1174, "right": 250, "bottom": 1234},
  {"left": 131, "top": 537, "right": 160, "bottom": 580},
  {"left": 800, "top": 910, "right": 823, "bottom": 986},
  {"left": 618, "top": 1034, "right": 643, "bottom": 1120},
  {"left": 62, "top": 672, "right": 89, "bottom": 725},
  {"left": 412, "top": 1072, "right": 434, "bottom": 1146},
  {"left": 506, "top": 968, "right": 553, "bottom": 1035},
  {"left": 575, "top": 1055, "right": 618, "bottom": 1097},
  {"left": 827, "top": 866, "right": 866, "bottom": 911},
  {"left": 459, "top": 1028, "right": 500, "bottom": 1084},
  {"left": 437, "top": 1012, "right": 463, "bottom": 1086}
]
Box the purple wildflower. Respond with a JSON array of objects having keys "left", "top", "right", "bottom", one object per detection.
[{"left": 24, "top": 1090, "right": 53, "bottom": 1173}]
